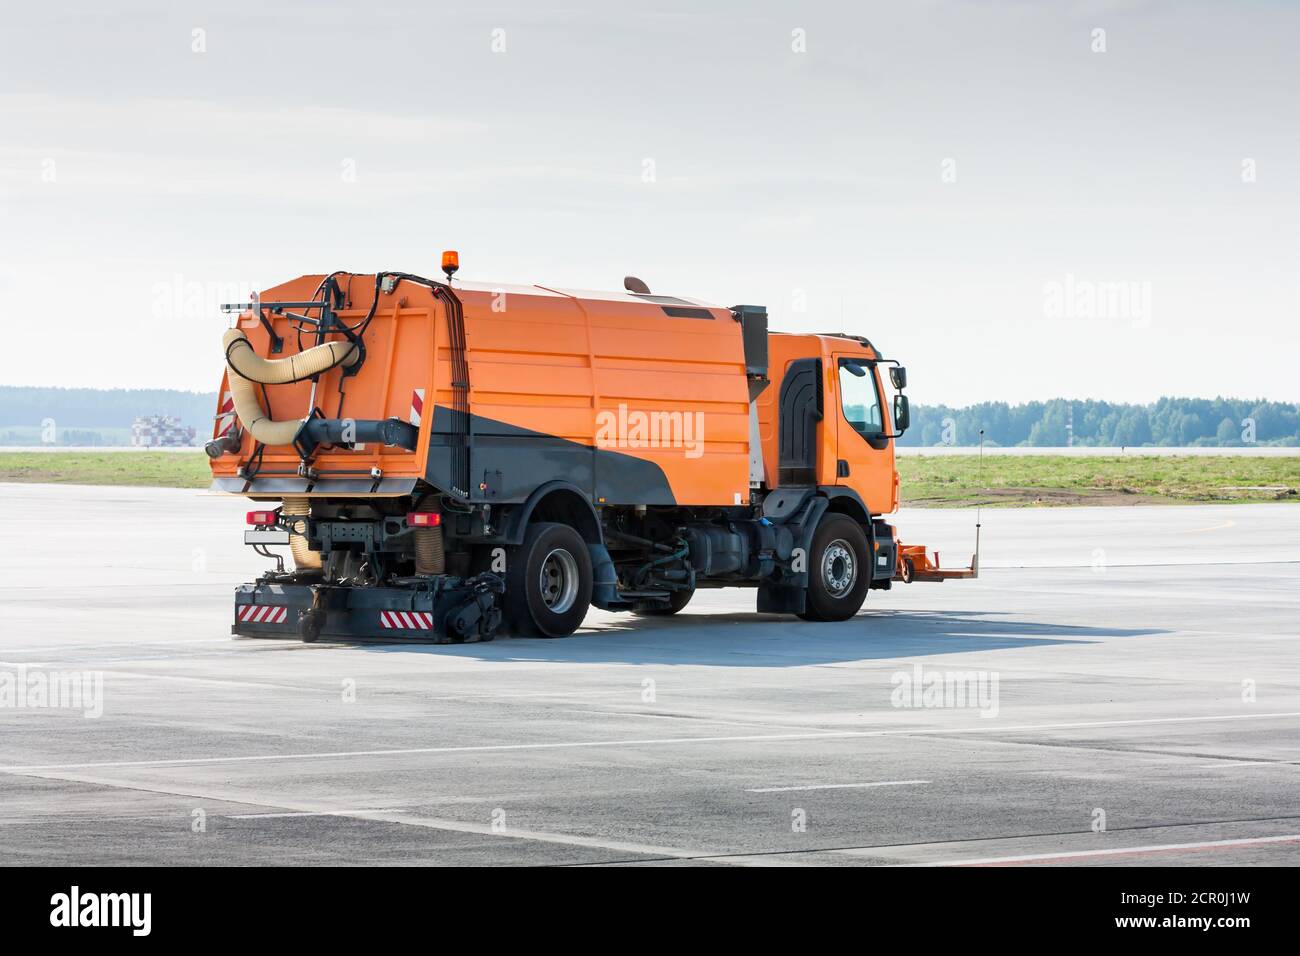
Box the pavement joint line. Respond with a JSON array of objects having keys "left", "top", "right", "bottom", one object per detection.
[
  {"left": 557, "top": 710, "right": 829, "bottom": 734},
  {"left": 919, "top": 734, "right": 1300, "bottom": 766},
  {"left": 0, "top": 640, "right": 231, "bottom": 652},
  {"left": 0, "top": 664, "right": 329, "bottom": 694},
  {"left": 570, "top": 814, "right": 1300, "bottom": 867},
  {"left": 746, "top": 780, "right": 930, "bottom": 793},
  {"left": 904, "top": 833, "right": 1300, "bottom": 867},
  {"left": 3, "top": 710, "right": 1297, "bottom": 774},
  {"left": 7, "top": 768, "right": 749, "bottom": 865}
]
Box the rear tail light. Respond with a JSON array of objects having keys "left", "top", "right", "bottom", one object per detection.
[
  {"left": 406, "top": 512, "right": 441, "bottom": 528},
  {"left": 246, "top": 510, "right": 278, "bottom": 526}
]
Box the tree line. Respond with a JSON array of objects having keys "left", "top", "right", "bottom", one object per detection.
[
  {"left": 1, "top": 386, "right": 1296, "bottom": 447},
  {"left": 897, "top": 397, "right": 1299, "bottom": 447}
]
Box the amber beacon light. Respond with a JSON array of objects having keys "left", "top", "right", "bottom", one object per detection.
[{"left": 441, "top": 250, "right": 459, "bottom": 281}]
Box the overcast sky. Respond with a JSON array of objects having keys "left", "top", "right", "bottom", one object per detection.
[{"left": 1, "top": 0, "right": 1296, "bottom": 406}]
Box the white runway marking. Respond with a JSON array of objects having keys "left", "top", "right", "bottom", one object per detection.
[
  {"left": 229, "top": 809, "right": 412, "bottom": 819},
  {"left": 2, "top": 711, "right": 1297, "bottom": 774},
  {"left": 747, "top": 780, "right": 929, "bottom": 793}
]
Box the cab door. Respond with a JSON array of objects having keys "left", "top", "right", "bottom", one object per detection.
[{"left": 830, "top": 351, "right": 896, "bottom": 514}]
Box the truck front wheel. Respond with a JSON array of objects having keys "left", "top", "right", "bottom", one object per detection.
[
  {"left": 505, "top": 522, "right": 593, "bottom": 638},
  {"left": 799, "top": 514, "right": 870, "bottom": 622}
]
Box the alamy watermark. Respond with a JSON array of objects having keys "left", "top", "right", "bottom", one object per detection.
[
  {"left": 1043, "top": 273, "right": 1152, "bottom": 327},
  {"left": 50, "top": 886, "right": 150, "bottom": 936},
  {"left": 152, "top": 273, "right": 258, "bottom": 323},
  {"left": 891, "top": 664, "right": 1000, "bottom": 717},
  {"left": 595, "top": 403, "right": 704, "bottom": 459},
  {"left": 1, "top": 665, "right": 103, "bottom": 718}
]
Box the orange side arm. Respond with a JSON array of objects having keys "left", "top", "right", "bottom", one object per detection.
[{"left": 895, "top": 541, "right": 979, "bottom": 582}]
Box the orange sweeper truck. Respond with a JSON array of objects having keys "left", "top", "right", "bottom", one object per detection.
[{"left": 208, "top": 256, "right": 975, "bottom": 643}]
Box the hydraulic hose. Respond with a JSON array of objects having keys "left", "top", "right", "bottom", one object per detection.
[{"left": 281, "top": 497, "right": 321, "bottom": 570}]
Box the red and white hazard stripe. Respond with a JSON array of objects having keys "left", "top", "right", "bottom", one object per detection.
[
  {"left": 216, "top": 390, "right": 236, "bottom": 437},
  {"left": 379, "top": 610, "right": 434, "bottom": 630},
  {"left": 409, "top": 388, "right": 425, "bottom": 427},
  {"left": 237, "top": 605, "right": 288, "bottom": 624}
]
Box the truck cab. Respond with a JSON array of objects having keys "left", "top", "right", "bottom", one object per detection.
[{"left": 757, "top": 332, "right": 906, "bottom": 517}]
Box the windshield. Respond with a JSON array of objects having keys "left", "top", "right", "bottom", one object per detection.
[{"left": 838, "top": 360, "right": 883, "bottom": 437}]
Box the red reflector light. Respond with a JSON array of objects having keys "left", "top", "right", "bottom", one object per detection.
[
  {"left": 406, "top": 512, "right": 442, "bottom": 527},
  {"left": 246, "top": 510, "right": 277, "bottom": 525}
]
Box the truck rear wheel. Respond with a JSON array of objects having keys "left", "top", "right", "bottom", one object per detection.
[
  {"left": 799, "top": 514, "right": 870, "bottom": 622},
  {"left": 505, "top": 522, "right": 592, "bottom": 638}
]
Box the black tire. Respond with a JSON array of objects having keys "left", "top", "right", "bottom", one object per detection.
[
  {"left": 298, "top": 608, "right": 324, "bottom": 643},
  {"left": 503, "top": 522, "right": 593, "bottom": 638},
  {"left": 798, "top": 514, "right": 870, "bottom": 622},
  {"left": 633, "top": 587, "right": 694, "bottom": 616}
]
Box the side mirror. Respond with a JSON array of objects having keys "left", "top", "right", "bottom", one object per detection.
[
  {"left": 893, "top": 394, "right": 910, "bottom": 433},
  {"left": 890, "top": 366, "right": 907, "bottom": 390}
]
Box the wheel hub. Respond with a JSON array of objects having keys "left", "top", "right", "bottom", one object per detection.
[
  {"left": 821, "top": 539, "right": 857, "bottom": 598},
  {"left": 539, "top": 548, "right": 580, "bottom": 613}
]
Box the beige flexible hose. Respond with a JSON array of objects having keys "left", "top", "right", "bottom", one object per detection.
[
  {"left": 221, "top": 328, "right": 360, "bottom": 448},
  {"left": 223, "top": 328, "right": 359, "bottom": 385},
  {"left": 281, "top": 497, "right": 321, "bottom": 570},
  {"left": 226, "top": 367, "right": 304, "bottom": 447}
]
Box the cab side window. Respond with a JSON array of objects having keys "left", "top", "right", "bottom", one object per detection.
[{"left": 838, "top": 360, "right": 883, "bottom": 437}]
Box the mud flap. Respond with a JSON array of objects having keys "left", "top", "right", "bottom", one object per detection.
[{"left": 757, "top": 582, "right": 806, "bottom": 614}]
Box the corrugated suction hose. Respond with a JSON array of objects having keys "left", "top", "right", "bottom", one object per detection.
[
  {"left": 281, "top": 497, "right": 321, "bottom": 570},
  {"left": 412, "top": 497, "right": 445, "bottom": 575},
  {"left": 414, "top": 524, "right": 445, "bottom": 575},
  {"left": 222, "top": 328, "right": 361, "bottom": 447}
]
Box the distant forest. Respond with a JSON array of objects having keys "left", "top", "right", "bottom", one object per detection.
[
  {"left": 897, "top": 397, "right": 1299, "bottom": 447},
  {"left": 0, "top": 386, "right": 1297, "bottom": 447}
]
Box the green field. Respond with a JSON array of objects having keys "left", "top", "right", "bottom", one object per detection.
[
  {"left": 0, "top": 452, "right": 211, "bottom": 489},
  {"left": 0, "top": 451, "right": 1296, "bottom": 506},
  {"left": 898, "top": 455, "right": 1300, "bottom": 506}
]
